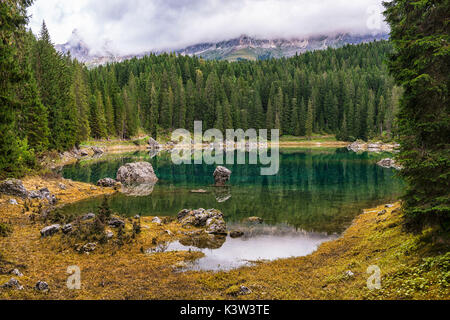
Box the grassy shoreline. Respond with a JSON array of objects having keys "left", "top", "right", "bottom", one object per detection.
[{"left": 0, "top": 175, "right": 448, "bottom": 300}]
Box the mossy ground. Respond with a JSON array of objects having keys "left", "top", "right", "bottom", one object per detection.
[{"left": 0, "top": 176, "right": 448, "bottom": 300}]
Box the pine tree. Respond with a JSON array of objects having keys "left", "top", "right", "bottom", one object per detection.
[
  {"left": 305, "top": 99, "right": 314, "bottom": 140},
  {"left": 384, "top": 0, "right": 449, "bottom": 229}
]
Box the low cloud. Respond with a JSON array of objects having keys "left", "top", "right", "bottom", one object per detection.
[{"left": 28, "top": 0, "right": 389, "bottom": 55}]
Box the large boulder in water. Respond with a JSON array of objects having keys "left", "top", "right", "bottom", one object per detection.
[
  {"left": 0, "top": 179, "right": 28, "bottom": 199},
  {"left": 116, "top": 162, "right": 158, "bottom": 185},
  {"left": 213, "top": 166, "right": 232, "bottom": 186}
]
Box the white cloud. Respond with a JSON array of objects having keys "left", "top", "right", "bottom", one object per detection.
[{"left": 28, "top": 0, "right": 389, "bottom": 55}]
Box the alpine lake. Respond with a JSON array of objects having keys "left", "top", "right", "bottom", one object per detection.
[{"left": 59, "top": 148, "right": 404, "bottom": 271}]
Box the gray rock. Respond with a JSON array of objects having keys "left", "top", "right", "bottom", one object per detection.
[
  {"left": 40, "top": 224, "right": 61, "bottom": 237},
  {"left": 80, "top": 243, "right": 97, "bottom": 253},
  {"left": 245, "top": 217, "right": 264, "bottom": 224},
  {"left": 345, "top": 270, "right": 355, "bottom": 278},
  {"left": 213, "top": 166, "right": 232, "bottom": 186},
  {"left": 116, "top": 162, "right": 159, "bottom": 185},
  {"left": 62, "top": 224, "right": 73, "bottom": 234},
  {"left": 105, "top": 231, "right": 114, "bottom": 240},
  {"left": 206, "top": 217, "right": 227, "bottom": 235},
  {"left": 134, "top": 215, "right": 141, "bottom": 219},
  {"left": 1, "top": 278, "right": 23, "bottom": 290},
  {"left": 347, "top": 141, "right": 364, "bottom": 153},
  {"left": 91, "top": 147, "right": 104, "bottom": 155},
  {"left": 152, "top": 217, "right": 162, "bottom": 225},
  {"left": 109, "top": 218, "right": 125, "bottom": 228},
  {"left": 81, "top": 213, "right": 96, "bottom": 221},
  {"left": 35, "top": 281, "right": 49, "bottom": 292},
  {"left": 378, "top": 210, "right": 387, "bottom": 216},
  {"left": 80, "top": 150, "right": 89, "bottom": 157},
  {"left": 239, "top": 286, "right": 252, "bottom": 295},
  {"left": 385, "top": 204, "right": 395, "bottom": 208},
  {"left": 148, "top": 137, "right": 161, "bottom": 150},
  {"left": 97, "top": 178, "right": 117, "bottom": 188},
  {"left": 230, "top": 231, "right": 244, "bottom": 238},
  {"left": 9, "top": 199, "right": 18, "bottom": 205},
  {"left": 10, "top": 269, "right": 23, "bottom": 277},
  {"left": 178, "top": 208, "right": 227, "bottom": 234},
  {"left": 0, "top": 179, "right": 28, "bottom": 198},
  {"left": 29, "top": 188, "right": 57, "bottom": 205},
  {"left": 58, "top": 183, "right": 67, "bottom": 190}
]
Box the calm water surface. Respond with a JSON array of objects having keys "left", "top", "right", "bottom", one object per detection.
[{"left": 60, "top": 148, "right": 404, "bottom": 270}]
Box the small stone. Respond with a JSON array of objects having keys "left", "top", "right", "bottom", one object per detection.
[
  {"left": 105, "top": 230, "right": 114, "bottom": 239},
  {"left": 190, "top": 189, "right": 209, "bottom": 194},
  {"left": 377, "top": 210, "right": 387, "bottom": 216},
  {"left": 385, "top": 204, "right": 395, "bottom": 208},
  {"left": 40, "top": 224, "right": 61, "bottom": 237},
  {"left": 230, "top": 231, "right": 244, "bottom": 238},
  {"left": 239, "top": 286, "right": 252, "bottom": 295},
  {"left": 134, "top": 215, "right": 141, "bottom": 219},
  {"left": 81, "top": 243, "right": 97, "bottom": 253},
  {"left": 9, "top": 199, "right": 18, "bottom": 205},
  {"left": 97, "top": 178, "right": 117, "bottom": 188},
  {"left": 109, "top": 218, "right": 125, "bottom": 228},
  {"left": 81, "top": 213, "right": 96, "bottom": 221},
  {"left": 62, "top": 224, "right": 73, "bottom": 234},
  {"left": 1, "top": 278, "right": 23, "bottom": 290},
  {"left": 35, "top": 281, "right": 49, "bottom": 292},
  {"left": 58, "top": 183, "right": 67, "bottom": 190},
  {"left": 345, "top": 271, "right": 355, "bottom": 278},
  {"left": 165, "top": 230, "right": 173, "bottom": 236},
  {"left": 152, "top": 217, "right": 162, "bottom": 225},
  {"left": 245, "top": 217, "right": 264, "bottom": 224},
  {"left": 10, "top": 269, "right": 23, "bottom": 277}
]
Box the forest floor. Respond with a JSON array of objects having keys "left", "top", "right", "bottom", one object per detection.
[{"left": 0, "top": 176, "right": 448, "bottom": 300}]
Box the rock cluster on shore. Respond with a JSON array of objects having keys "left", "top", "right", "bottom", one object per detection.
[
  {"left": 0, "top": 179, "right": 57, "bottom": 204},
  {"left": 178, "top": 208, "right": 228, "bottom": 235},
  {"left": 347, "top": 141, "right": 400, "bottom": 153}
]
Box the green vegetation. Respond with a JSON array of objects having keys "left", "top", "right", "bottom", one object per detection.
[
  {"left": 0, "top": 0, "right": 401, "bottom": 179},
  {"left": 384, "top": 0, "right": 449, "bottom": 230}
]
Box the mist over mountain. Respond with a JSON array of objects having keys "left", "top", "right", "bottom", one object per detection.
[{"left": 56, "top": 31, "right": 389, "bottom": 67}]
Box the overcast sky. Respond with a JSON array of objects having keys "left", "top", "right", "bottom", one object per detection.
[{"left": 27, "top": 0, "right": 389, "bottom": 55}]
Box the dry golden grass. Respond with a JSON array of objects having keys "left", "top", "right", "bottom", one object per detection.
[{"left": 0, "top": 176, "right": 448, "bottom": 300}]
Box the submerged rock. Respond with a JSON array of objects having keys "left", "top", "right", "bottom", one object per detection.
[
  {"left": 377, "top": 158, "right": 403, "bottom": 170},
  {"left": 0, "top": 179, "right": 28, "bottom": 198},
  {"left": 116, "top": 162, "right": 158, "bottom": 185},
  {"left": 245, "top": 217, "right": 264, "bottom": 224},
  {"left": 97, "top": 178, "right": 117, "bottom": 188},
  {"left": 213, "top": 166, "right": 232, "bottom": 186},
  {"left": 40, "top": 224, "right": 61, "bottom": 237},
  {"left": 230, "top": 231, "right": 244, "bottom": 238}
]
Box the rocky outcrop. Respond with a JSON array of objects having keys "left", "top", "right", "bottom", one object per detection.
[
  {"left": 0, "top": 179, "right": 28, "bottom": 198},
  {"left": 377, "top": 158, "right": 403, "bottom": 170},
  {"left": 213, "top": 166, "right": 232, "bottom": 186},
  {"left": 178, "top": 208, "right": 227, "bottom": 235},
  {"left": 116, "top": 162, "right": 158, "bottom": 185},
  {"left": 97, "top": 178, "right": 118, "bottom": 188},
  {"left": 40, "top": 224, "right": 61, "bottom": 237}
]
